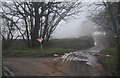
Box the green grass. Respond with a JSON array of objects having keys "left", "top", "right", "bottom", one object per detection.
[
  {"left": 104, "top": 48, "right": 117, "bottom": 52},
  {"left": 100, "top": 56, "right": 117, "bottom": 75},
  {"left": 99, "top": 47, "right": 119, "bottom": 77},
  {"left": 3, "top": 48, "right": 74, "bottom": 57},
  {"left": 102, "top": 48, "right": 117, "bottom": 57},
  {"left": 103, "top": 48, "right": 117, "bottom": 55}
]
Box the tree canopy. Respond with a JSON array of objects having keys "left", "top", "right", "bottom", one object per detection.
[{"left": 0, "top": 1, "right": 83, "bottom": 48}]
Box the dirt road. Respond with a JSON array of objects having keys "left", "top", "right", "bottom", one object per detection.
[{"left": 3, "top": 57, "right": 111, "bottom": 76}]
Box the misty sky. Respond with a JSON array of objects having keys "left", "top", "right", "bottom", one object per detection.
[
  {"left": 52, "top": 3, "right": 99, "bottom": 39},
  {"left": 53, "top": 19, "right": 98, "bottom": 39}
]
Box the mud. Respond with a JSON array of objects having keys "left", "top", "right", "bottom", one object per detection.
[{"left": 3, "top": 57, "right": 111, "bottom": 76}]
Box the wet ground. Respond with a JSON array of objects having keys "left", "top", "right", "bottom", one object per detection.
[{"left": 3, "top": 50, "right": 112, "bottom": 76}]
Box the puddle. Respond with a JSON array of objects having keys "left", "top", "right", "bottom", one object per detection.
[
  {"left": 54, "top": 50, "right": 98, "bottom": 66},
  {"left": 61, "top": 52, "right": 89, "bottom": 62}
]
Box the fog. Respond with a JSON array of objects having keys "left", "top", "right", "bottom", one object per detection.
[
  {"left": 53, "top": 19, "right": 98, "bottom": 39},
  {"left": 52, "top": 8, "right": 109, "bottom": 49},
  {"left": 52, "top": 9, "right": 98, "bottom": 39},
  {"left": 52, "top": 2, "right": 103, "bottom": 39}
]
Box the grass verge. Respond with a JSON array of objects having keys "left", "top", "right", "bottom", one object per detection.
[
  {"left": 3, "top": 48, "right": 74, "bottom": 57},
  {"left": 98, "top": 47, "right": 120, "bottom": 77}
]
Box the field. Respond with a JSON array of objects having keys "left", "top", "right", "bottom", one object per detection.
[
  {"left": 3, "top": 36, "right": 94, "bottom": 57},
  {"left": 6, "top": 36, "right": 94, "bottom": 50},
  {"left": 46, "top": 36, "right": 94, "bottom": 50}
]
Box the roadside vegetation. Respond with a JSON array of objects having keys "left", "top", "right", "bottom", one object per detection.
[
  {"left": 5, "top": 36, "right": 94, "bottom": 50},
  {"left": 3, "top": 37, "right": 94, "bottom": 57},
  {"left": 98, "top": 47, "right": 120, "bottom": 77},
  {"left": 3, "top": 48, "right": 74, "bottom": 57}
]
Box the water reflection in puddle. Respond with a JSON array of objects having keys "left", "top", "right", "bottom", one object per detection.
[{"left": 54, "top": 50, "right": 98, "bottom": 66}]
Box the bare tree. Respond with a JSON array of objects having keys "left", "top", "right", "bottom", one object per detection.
[
  {"left": 0, "top": 15, "right": 20, "bottom": 49},
  {"left": 0, "top": 1, "right": 83, "bottom": 48},
  {"left": 0, "top": 2, "right": 29, "bottom": 49},
  {"left": 88, "top": 2, "right": 120, "bottom": 71}
]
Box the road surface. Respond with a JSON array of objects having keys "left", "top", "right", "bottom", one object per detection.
[{"left": 3, "top": 56, "right": 111, "bottom": 76}]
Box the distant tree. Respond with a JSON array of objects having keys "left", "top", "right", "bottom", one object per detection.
[{"left": 88, "top": 2, "right": 120, "bottom": 71}]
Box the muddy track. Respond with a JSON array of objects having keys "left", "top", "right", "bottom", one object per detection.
[{"left": 3, "top": 57, "right": 112, "bottom": 76}]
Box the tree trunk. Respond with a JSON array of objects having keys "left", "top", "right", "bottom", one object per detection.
[
  {"left": 31, "top": 3, "right": 40, "bottom": 47},
  {"left": 116, "top": 35, "right": 120, "bottom": 71}
]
